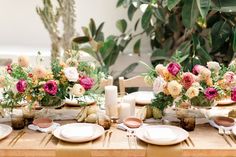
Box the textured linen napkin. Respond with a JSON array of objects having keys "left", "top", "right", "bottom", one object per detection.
[
  {"left": 146, "top": 143, "right": 182, "bottom": 157},
  {"left": 56, "top": 140, "right": 92, "bottom": 157}
]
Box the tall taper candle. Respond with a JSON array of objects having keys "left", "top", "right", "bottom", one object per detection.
[{"left": 105, "top": 86, "right": 118, "bottom": 117}]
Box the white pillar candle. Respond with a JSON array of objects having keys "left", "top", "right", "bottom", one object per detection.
[
  {"left": 118, "top": 102, "right": 131, "bottom": 123},
  {"left": 105, "top": 86, "right": 118, "bottom": 117},
  {"left": 122, "top": 95, "right": 135, "bottom": 116}
]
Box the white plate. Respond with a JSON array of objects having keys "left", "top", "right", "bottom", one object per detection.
[
  {"left": 208, "top": 119, "right": 236, "bottom": 131},
  {"left": 217, "top": 99, "right": 235, "bottom": 106},
  {"left": 53, "top": 123, "right": 104, "bottom": 143},
  {"left": 135, "top": 125, "right": 189, "bottom": 145},
  {"left": 128, "top": 91, "right": 154, "bottom": 105},
  {"left": 232, "top": 127, "right": 236, "bottom": 136},
  {"left": 0, "top": 124, "right": 12, "bottom": 140}
]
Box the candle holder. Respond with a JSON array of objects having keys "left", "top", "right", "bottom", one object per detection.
[{"left": 179, "top": 116, "right": 196, "bottom": 131}]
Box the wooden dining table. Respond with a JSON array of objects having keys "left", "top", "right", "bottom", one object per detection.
[{"left": 0, "top": 118, "right": 236, "bottom": 157}]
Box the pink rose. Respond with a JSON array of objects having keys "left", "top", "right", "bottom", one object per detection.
[
  {"left": 6, "top": 64, "right": 12, "bottom": 74},
  {"left": 167, "top": 62, "right": 181, "bottom": 76},
  {"left": 204, "top": 87, "right": 218, "bottom": 100},
  {"left": 192, "top": 65, "right": 204, "bottom": 75},
  {"left": 182, "top": 72, "right": 195, "bottom": 89},
  {"left": 79, "top": 77, "right": 94, "bottom": 90},
  {"left": 16, "top": 79, "right": 27, "bottom": 93},
  {"left": 224, "top": 72, "right": 235, "bottom": 84},
  {"left": 231, "top": 87, "right": 236, "bottom": 101},
  {"left": 43, "top": 80, "right": 58, "bottom": 95}
]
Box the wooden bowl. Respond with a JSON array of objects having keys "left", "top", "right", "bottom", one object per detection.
[
  {"left": 123, "top": 117, "right": 142, "bottom": 128},
  {"left": 33, "top": 118, "right": 53, "bottom": 128},
  {"left": 213, "top": 116, "right": 235, "bottom": 127}
]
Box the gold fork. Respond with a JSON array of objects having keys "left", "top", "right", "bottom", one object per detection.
[{"left": 9, "top": 131, "right": 25, "bottom": 147}]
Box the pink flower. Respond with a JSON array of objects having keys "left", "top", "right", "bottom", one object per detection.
[
  {"left": 79, "top": 76, "right": 94, "bottom": 90},
  {"left": 43, "top": 80, "right": 58, "bottom": 95},
  {"left": 16, "top": 79, "right": 27, "bottom": 93},
  {"left": 182, "top": 72, "right": 195, "bottom": 89},
  {"left": 6, "top": 64, "right": 12, "bottom": 74},
  {"left": 224, "top": 72, "right": 235, "bottom": 84},
  {"left": 167, "top": 62, "right": 181, "bottom": 76},
  {"left": 231, "top": 87, "right": 236, "bottom": 101},
  {"left": 192, "top": 65, "right": 203, "bottom": 75},
  {"left": 204, "top": 87, "right": 218, "bottom": 100}
]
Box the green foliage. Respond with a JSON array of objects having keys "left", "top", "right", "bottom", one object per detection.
[
  {"left": 190, "top": 93, "right": 214, "bottom": 108},
  {"left": 151, "top": 92, "right": 174, "bottom": 113},
  {"left": 116, "top": 0, "right": 236, "bottom": 70}
]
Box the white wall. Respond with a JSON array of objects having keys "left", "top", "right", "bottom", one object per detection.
[{"left": 0, "top": 0, "right": 152, "bottom": 73}]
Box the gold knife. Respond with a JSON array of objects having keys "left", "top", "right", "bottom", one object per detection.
[
  {"left": 11, "top": 131, "right": 25, "bottom": 147},
  {"left": 8, "top": 131, "right": 24, "bottom": 146}
]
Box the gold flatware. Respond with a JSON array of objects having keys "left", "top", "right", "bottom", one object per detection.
[
  {"left": 225, "top": 130, "right": 236, "bottom": 144},
  {"left": 222, "top": 134, "right": 232, "bottom": 147},
  {"left": 40, "top": 133, "right": 50, "bottom": 145},
  {"left": 126, "top": 131, "right": 137, "bottom": 149},
  {"left": 188, "top": 137, "right": 195, "bottom": 147},
  {"left": 126, "top": 132, "right": 131, "bottom": 149},
  {"left": 8, "top": 131, "right": 24, "bottom": 146},
  {"left": 184, "top": 139, "right": 190, "bottom": 147},
  {"left": 219, "top": 127, "right": 232, "bottom": 147},
  {"left": 44, "top": 134, "right": 53, "bottom": 147},
  {"left": 107, "top": 131, "right": 113, "bottom": 147},
  {"left": 11, "top": 131, "right": 25, "bottom": 147},
  {"left": 102, "top": 130, "right": 109, "bottom": 147}
]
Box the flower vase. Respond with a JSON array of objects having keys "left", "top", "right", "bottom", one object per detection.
[{"left": 11, "top": 110, "right": 25, "bottom": 130}]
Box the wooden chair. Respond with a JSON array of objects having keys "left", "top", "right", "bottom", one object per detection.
[
  {"left": 119, "top": 75, "right": 151, "bottom": 96},
  {"left": 100, "top": 76, "right": 113, "bottom": 88},
  {"left": 0, "top": 58, "right": 12, "bottom": 66}
]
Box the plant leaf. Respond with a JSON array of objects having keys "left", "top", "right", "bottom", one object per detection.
[
  {"left": 196, "top": 0, "right": 210, "bottom": 19},
  {"left": 134, "top": 19, "right": 140, "bottom": 31},
  {"left": 116, "top": 0, "right": 125, "bottom": 7},
  {"left": 119, "top": 62, "right": 139, "bottom": 77},
  {"left": 141, "top": 5, "right": 152, "bottom": 29},
  {"left": 133, "top": 39, "right": 141, "bottom": 55},
  {"left": 89, "top": 18, "right": 96, "bottom": 37},
  {"left": 211, "top": 20, "right": 231, "bottom": 52},
  {"left": 128, "top": 4, "right": 137, "bottom": 21},
  {"left": 233, "top": 27, "right": 236, "bottom": 52},
  {"left": 81, "top": 27, "right": 90, "bottom": 37},
  {"left": 181, "top": 0, "right": 199, "bottom": 28},
  {"left": 95, "top": 22, "right": 105, "bottom": 41},
  {"left": 73, "top": 36, "right": 90, "bottom": 44},
  {"left": 116, "top": 19, "right": 127, "bottom": 33},
  {"left": 167, "top": 0, "right": 181, "bottom": 10}
]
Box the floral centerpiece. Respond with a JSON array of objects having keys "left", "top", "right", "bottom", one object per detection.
[
  {"left": 0, "top": 51, "right": 105, "bottom": 109},
  {"left": 145, "top": 61, "right": 236, "bottom": 116}
]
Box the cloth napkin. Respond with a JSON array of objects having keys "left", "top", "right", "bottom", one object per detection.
[
  {"left": 28, "top": 122, "right": 60, "bottom": 133},
  {"left": 56, "top": 140, "right": 92, "bottom": 157},
  {"left": 146, "top": 143, "right": 182, "bottom": 157}
]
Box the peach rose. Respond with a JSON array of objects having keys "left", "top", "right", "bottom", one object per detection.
[
  {"left": 18, "top": 56, "right": 29, "bottom": 67},
  {"left": 32, "top": 66, "right": 47, "bottom": 79}
]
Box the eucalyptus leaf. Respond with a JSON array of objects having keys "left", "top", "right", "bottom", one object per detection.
[
  {"left": 73, "top": 36, "right": 90, "bottom": 44},
  {"left": 119, "top": 62, "right": 139, "bottom": 77},
  {"left": 89, "top": 18, "right": 96, "bottom": 37},
  {"left": 134, "top": 19, "right": 140, "bottom": 31},
  {"left": 116, "top": 0, "right": 125, "bottom": 7}
]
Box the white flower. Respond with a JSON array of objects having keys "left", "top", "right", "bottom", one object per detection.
[
  {"left": 167, "top": 80, "right": 182, "bottom": 97},
  {"left": 186, "top": 87, "right": 199, "bottom": 99},
  {"left": 64, "top": 67, "right": 79, "bottom": 82},
  {"left": 155, "top": 64, "right": 165, "bottom": 75},
  {"left": 199, "top": 67, "right": 211, "bottom": 80},
  {"left": 207, "top": 61, "right": 221, "bottom": 73},
  {"left": 153, "top": 77, "right": 166, "bottom": 94},
  {"left": 70, "top": 84, "right": 85, "bottom": 97}
]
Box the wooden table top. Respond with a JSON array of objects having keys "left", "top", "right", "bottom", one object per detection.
[{"left": 0, "top": 119, "right": 236, "bottom": 157}]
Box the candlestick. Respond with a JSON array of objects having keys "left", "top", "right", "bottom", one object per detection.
[
  {"left": 122, "top": 95, "right": 135, "bottom": 116},
  {"left": 118, "top": 102, "right": 131, "bottom": 123},
  {"left": 105, "top": 86, "right": 118, "bottom": 118}
]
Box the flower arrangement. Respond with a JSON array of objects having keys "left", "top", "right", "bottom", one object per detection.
[
  {"left": 0, "top": 51, "right": 105, "bottom": 109},
  {"left": 146, "top": 61, "right": 236, "bottom": 114}
]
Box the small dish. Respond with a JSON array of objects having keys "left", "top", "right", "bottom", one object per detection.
[
  {"left": 213, "top": 116, "right": 235, "bottom": 127},
  {"left": 123, "top": 117, "right": 142, "bottom": 128},
  {"left": 33, "top": 118, "right": 53, "bottom": 128}
]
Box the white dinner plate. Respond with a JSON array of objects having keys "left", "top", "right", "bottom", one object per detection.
[
  {"left": 53, "top": 123, "right": 104, "bottom": 143},
  {"left": 216, "top": 99, "right": 236, "bottom": 106},
  {"left": 0, "top": 124, "right": 12, "bottom": 140},
  {"left": 128, "top": 91, "right": 154, "bottom": 105},
  {"left": 135, "top": 125, "right": 189, "bottom": 145},
  {"left": 232, "top": 127, "right": 236, "bottom": 136}
]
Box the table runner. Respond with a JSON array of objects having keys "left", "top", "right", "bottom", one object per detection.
[
  {"left": 146, "top": 144, "right": 182, "bottom": 157},
  {"left": 56, "top": 140, "right": 92, "bottom": 157}
]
